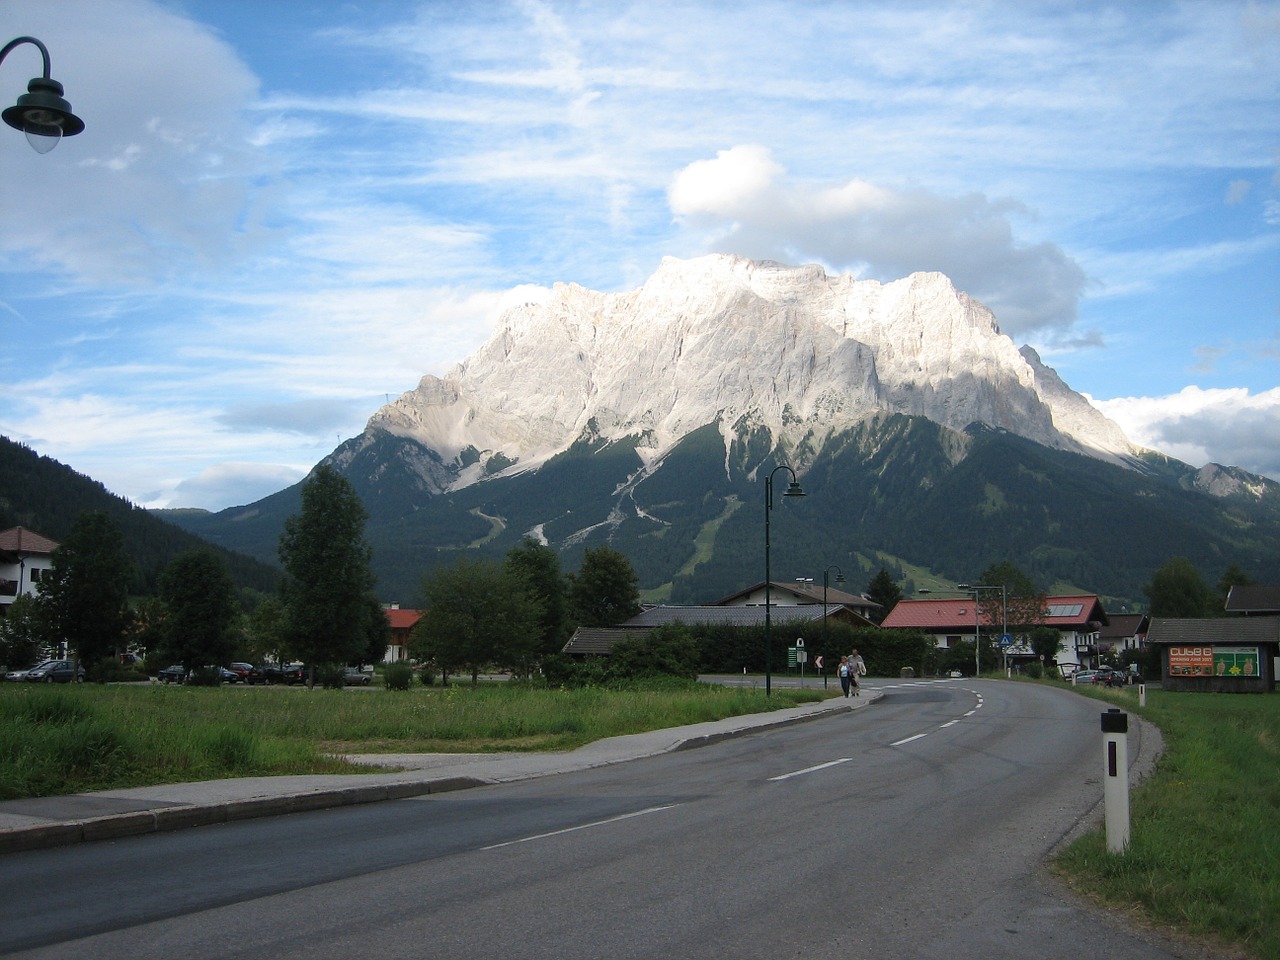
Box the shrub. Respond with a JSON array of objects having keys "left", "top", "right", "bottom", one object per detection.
[
  {"left": 313, "top": 663, "right": 345, "bottom": 690},
  {"left": 384, "top": 661, "right": 413, "bottom": 691}
]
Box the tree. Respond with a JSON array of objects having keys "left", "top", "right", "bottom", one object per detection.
[
  {"left": 1144, "top": 556, "right": 1217, "bottom": 617},
  {"left": 976, "top": 561, "right": 1046, "bottom": 640},
  {"left": 158, "top": 549, "right": 238, "bottom": 676},
  {"left": 1028, "top": 626, "right": 1062, "bottom": 672},
  {"left": 37, "top": 512, "right": 132, "bottom": 675},
  {"left": 278, "top": 466, "right": 381, "bottom": 684},
  {"left": 360, "top": 592, "right": 391, "bottom": 666},
  {"left": 0, "top": 594, "right": 44, "bottom": 668},
  {"left": 568, "top": 547, "right": 641, "bottom": 627},
  {"left": 1217, "top": 563, "right": 1253, "bottom": 606},
  {"left": 505, "top": 537, "right": 570, "bottom": 659},
  {"left": 411, "top": 556, "right": 542, "bottom": 684},
  {"left": 864, "top": 568, "right": 902, "bottom": 624}
]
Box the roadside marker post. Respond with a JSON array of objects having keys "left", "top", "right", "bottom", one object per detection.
[{"left": 1101, "top": 708, "right": 1131, "bottom": 854}]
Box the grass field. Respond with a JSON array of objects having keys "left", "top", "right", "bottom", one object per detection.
[
  {"left": 1051, "top": 683, "right": 1280, "bottom": 960},
  {"left": 0, "top": 680, "right": 826, "bottom": 800}
]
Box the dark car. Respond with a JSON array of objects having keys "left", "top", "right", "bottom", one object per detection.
[
  {"left": 25, "top": 660, "right": 85, "bottom": 683},
  {"left": 260, "top": 663, "right": 305, "bottom": 685},
  {"left": 157, "top": 664, "right": 187, "bottom": 684}
]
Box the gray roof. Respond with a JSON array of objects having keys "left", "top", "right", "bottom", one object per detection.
[
  {"left": 1224, "top": 584, "right": 1280, "bottom": 615},
  {"left": 1146, "top": 617, "right": 1280, "bottom": 645},
  {"left": 561, "top": 627, "right": 653, "bottom": 656},
  {"left": 622, "top": 605, "right": 831, "bottom": 628}
]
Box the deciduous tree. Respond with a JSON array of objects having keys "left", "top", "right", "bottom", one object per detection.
[
  {"left": 568, "top": 547, "right": 641, "bottom": 627},
  {"left": 1145, "top": 556, "right": 1217, "bottom": 617},
  {"left": 159, "top": 549, "right": 238, "bottom": 675}
]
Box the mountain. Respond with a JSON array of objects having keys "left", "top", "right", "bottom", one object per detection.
[
  {"left": 159, "top": 255, "right": 1280, "bottom": 608},
  {"left": 0, "top": 436, "right": 280, "bottom": 596}
]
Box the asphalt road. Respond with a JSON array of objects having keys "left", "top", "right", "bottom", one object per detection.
[{"left": 1, "top": 680, "right": 1210, "bottom": 959}]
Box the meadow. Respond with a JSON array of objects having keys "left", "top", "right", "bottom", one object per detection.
[{"left": 0, "top": 680, "right": 825, "bottom": 800}]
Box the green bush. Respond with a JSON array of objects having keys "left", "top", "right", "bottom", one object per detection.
[
  {"left": 384, "top": 661, "right": 413, "bottom": 691},
  {"left": 314, "top": 663, "right": 345, "bottom": 690}
]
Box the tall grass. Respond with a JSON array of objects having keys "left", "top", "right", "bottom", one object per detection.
[
  {"left": 0, "top": 681, "right": 825, "bottom": 799},
  {"left": 1053, "top": 686, "right": 1280, "bottom": 959}
]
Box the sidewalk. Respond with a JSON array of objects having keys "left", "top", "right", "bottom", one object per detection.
[{"left": 0, "top": 691, "right": 876, "bottom": 855}]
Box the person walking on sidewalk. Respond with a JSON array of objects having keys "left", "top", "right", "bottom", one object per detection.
[
  {"left": 849, "top": 649, "right": 867, "bottom": 696},
  {"left": 838, "top": 656, "right": 851, "bottom": 697}
]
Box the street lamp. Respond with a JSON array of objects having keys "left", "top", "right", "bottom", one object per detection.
[
  {"left": 764, "top": 464, "right": 805, "bottom": 696},
  {"left": 822, "top": 565, "right": 845, "bottom": 689},
  {"left": 2, "top": 36, "right": 85, "bottom": 153},
  {"left": 958, "top": 583, "right": 1007, "bottom": 677}
]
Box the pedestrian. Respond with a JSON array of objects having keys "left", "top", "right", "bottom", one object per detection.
[
  {"left": 849, "top": 648, "right": 867, "bottom": 696},
  {"left": 838, "top": 656, "right": 851, "bottom": 697}
]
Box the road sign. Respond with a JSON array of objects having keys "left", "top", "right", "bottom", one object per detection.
[
  {"left": 795, "top": 638, "right": 804, "bottom": 647},
  {"left": 814, "top": 655, "right": 824, "bottom": 670},
  {"left": 998, "top": 634, "right": 1014, "bottom": 648}
]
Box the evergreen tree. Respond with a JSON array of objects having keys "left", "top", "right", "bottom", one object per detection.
[
  {"left": 568, "top": 546, "right": 641, "bottom": 627},
  {"left": 37, "top": 512, "right": 132, "bottom": 675},
  {"left": 158, "top": 549, "right": 238, "bottom": 675},
  {"left": 864, "top": 568, "right": 902, "bottom": 624},
  {"left": 278, "top": 466, "right": 380, "bottom": 684},
  {"left": 1144, "top": 556, "right": 1217, "bottom": 617}
]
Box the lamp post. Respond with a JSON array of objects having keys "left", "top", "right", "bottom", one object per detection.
[
  {"left": 764, "top": 464, "right": 805, "bottom": 696},
  {"left": 958, "top": 583, "right": 1007, "bottom": 677},
  {"left": 821, "top": 565, "right": 845, "bottom": 689},
  {"left": 2, "top": 36, "right": 85, "bottom": 153}
]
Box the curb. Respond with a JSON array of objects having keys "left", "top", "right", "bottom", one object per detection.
[{"left": 0, "top": 695, "right": 867, "bottom": 856}]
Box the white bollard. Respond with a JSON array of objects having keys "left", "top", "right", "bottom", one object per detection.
[
  {"left": 1101, "top": 708, "right": 1131, "bottom": 854},
  {"left": 1138, "top": 683, "right": 1146, "bottom": 707}
]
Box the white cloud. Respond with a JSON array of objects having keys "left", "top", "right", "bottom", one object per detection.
[
  {"left": 170, "top": 462, "right": 307, "bottom": 511},
  {"left": 1095, "top": 387, "right": 1280, "bottom": 482},
  {"left": 668, "top": 145, "right": 1086, "bottom": 337}
]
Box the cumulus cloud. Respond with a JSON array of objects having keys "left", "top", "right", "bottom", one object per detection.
[
  {"left": 668, "top": 145, "right": 1086, "bottom": 338},
  {"left": 1095, "top": 387, "right": 1280, "bottom": 482}
]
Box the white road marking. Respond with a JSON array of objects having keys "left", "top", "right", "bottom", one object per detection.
[
  {"left": 481, "top": 804, "right": 678, "bottom": 850},
  {"left": 768, "top": 758, "right": 853, "bottom": 781}
]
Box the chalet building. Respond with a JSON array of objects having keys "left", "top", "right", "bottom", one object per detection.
[
  {"left": 0, "top": 527, "right": 58, "bottom": 617},
  {"left": 714, "top": 580, "right": 882, "bottom": 622},
  {"left": 1098, "top": 613, "right": 1149, "bottom": 658},
  {"left": 561, "top": 582, "right": 876, "bottom": 658},
  {"left": 383, "top": 605, "right": 423, "bottom": 662},
  {"left": 880, "top": 594, "right": 1109, "bottom": 673},
  {"left": 1224, "top": 584, "right": 1280, "bottom": 617}
]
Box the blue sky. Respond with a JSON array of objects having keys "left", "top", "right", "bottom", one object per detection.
[{"left": 1, "top": 0, "right": 1277, "bottom": 510}]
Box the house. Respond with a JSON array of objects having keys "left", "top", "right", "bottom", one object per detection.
[
  {"left": 880, "top": 594, "right": 1109, "bottom": 672},
  {"left": 1145, "top": 617, "right": 1279, "bottom": 693},
  {"left": 383, "top": 605, "right": 423, "bottom": 662},
  {"left": 1098, "top": 613, "right": 1149, "bottom": 657},
  {"left": 560, "top": 604, "right": 859, "bottom": 658},
  {"left": 0, "top": 527, "right": 58, "bottom": 616},
  {"left": 713, "top": 580, "right": 882, "bottom": 623}
]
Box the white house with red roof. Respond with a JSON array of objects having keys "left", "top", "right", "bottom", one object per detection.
[
  {"left": 383, "top": 604, "right": 423, "bottom": 662},
  {"left": 881, "top": 594, "right": 1109, "bottom": 673},
  {"left": 0, "top": 526, "right": 58, "bottom": 616}
]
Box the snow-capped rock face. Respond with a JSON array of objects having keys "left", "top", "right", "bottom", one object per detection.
[{"left": 367, "top": 254, "right": 1138, "bottom": 490}]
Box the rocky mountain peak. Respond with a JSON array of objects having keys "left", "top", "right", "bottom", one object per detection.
[{"left": 366, "top": 254, "right": 1137, "bottom": 493}]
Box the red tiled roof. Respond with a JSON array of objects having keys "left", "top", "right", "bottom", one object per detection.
[
  {"left": 882, "top": 595, "right": 1107, "bottom": 631},
  {"left": 385, "top": 608, "right": 423, "bottom": 630}
]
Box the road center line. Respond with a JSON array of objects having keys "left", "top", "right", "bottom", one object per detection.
[
  {"left": 768, "top": 758, "right": 852, "bottom": 781},
  {"left": 481, "top": 804, "right": 678, "bottom": 850},
  {"left": 891, "top": 733, "right": 929, "bottom": 746}
]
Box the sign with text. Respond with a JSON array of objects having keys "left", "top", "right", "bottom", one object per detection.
[{"left": 1168, "top": 645, "right": 1260, "bottom": 678}]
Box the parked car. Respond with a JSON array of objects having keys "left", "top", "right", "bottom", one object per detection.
[
  {"left": 226, "top": 662, "right": 254, "bottom": 682},
  {"left": 260, "top": 662, "right": 305, "bottom": 685},
  {"left": 1096, "top": 667, "right": 1129, "bottom": 687},
  {"left": 5, "top": 666, "right": 35, "bottom": 682},
  {"left": 1069, "top": 669, "right": 1101, "bottom": 684},
  {"left": 242, "top": 664, "right": 272, "bottom": 685},
  {"left": 342, "top": 666, "right": 372, "bottom": 686},
  {"left": 157, "top": 664, "right": 187, "bottom": 684},
  {"left": 25, "top": 660, "right": 85, "bottom": 683}
]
